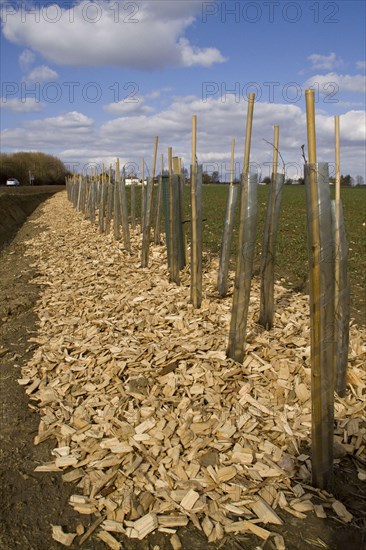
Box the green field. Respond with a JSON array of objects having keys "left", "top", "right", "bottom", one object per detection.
[
  {"left": 180, "top": 184, "right": 365, "bottom": 325},
  {"left": 131, "top": 182, "right": 365, "bottom": 324}
]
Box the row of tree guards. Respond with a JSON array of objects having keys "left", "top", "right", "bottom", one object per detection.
[{"left": 66, "top": 89, "right": 350, "bottom": 491}]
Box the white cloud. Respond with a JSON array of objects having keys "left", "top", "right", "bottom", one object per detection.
[
  {"left": 308, "top": 53, "right": 343, "bottom": 70},
  {"left": 304, "top": 73, "right": 366, "bottom": 94},
  {"left": 19, "top": 49, "right": 36, "bottom": 71},
  {"left": 2, "top": 0, "right": 226, "bottom": 69},
  {"left": 146, "top": 88, "right": 174, "bottom": 100},
  {"left": 0, "top": 96, "right": 43, "bottom": 112},
  {"left": 338, "top": 110, "right": 366, "bottom": 142},
  {"left": 1, "top": 111, "right": 95, "bottom": 149},
  {"left": 1, "top": 98, "right": 365, "bottom": 179},
  {"left": 24, "top": 65, "right": 59, "bottom": 82},
  {"left": 179, "top": 37, "right": 228, "bottom": 67},
  {"left": 103, "top": 98, "right": 154, "bottom": 116},
  {"left": 25, "top": 111, "right": 94, "bottom": 129},
  {"left": 336, "top": 101, "right": 365, "bottom": 108},
  {"left": 356, "top": 60, "right": 366, "bottom": 71}
]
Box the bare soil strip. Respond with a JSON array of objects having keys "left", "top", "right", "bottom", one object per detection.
[{"left": 1, "top": 192, "right": 365, "bottom": 550}]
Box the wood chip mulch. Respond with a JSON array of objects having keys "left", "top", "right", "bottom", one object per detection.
[{"left": 18, "top": 192, "right": 365, "bottom": 548}]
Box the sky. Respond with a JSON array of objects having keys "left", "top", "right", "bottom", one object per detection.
[{"left": 0, "top": 0, "right": 365, "bottom": 181}]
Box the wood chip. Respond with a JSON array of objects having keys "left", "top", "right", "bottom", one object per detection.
[
  {"left": 51, "top": 525, "right": 76, "bottom": 547},
  {"left": 225, "top": 520, "right": 271, "bottom": 540},
  {"left": 170, "top": 533, "right": 182, "bottom": 550},
  {"left": 127, "top": 513, "right": 158, "bottom": 539},
  {"left": 96, "top": 530, "right": 121, "bottom": 549},
  {"left": 332, "top": 500, "right": 353, "bottom": 523},
  {"left": 250, "top": 497, "right": 283, "bottom": 525},
  {"left": 180, "top": 490, "right": 200, "bottom": 511},
  {"left": 18, "top": 193, "right": 366, "bottom": 545}
]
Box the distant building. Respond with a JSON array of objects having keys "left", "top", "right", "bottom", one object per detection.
[{"left": 125, "top": 177, "right": 141, "bottom": 186}]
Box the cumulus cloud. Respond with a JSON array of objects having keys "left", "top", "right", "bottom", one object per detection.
[
  {"left": 1, "top": 111, "right": 95, "bottom": 149},
  {"left": 356, "top": 60, "right": 366, "bottom": 71},
  {"left": 304, "top": 73, "right": 366, "bottom": 94},
  {"left": 19, "top": 49, "right": 36, "bottom": 71},
  {"left": 308, "top": 53, "right": 343, "bottom": 70},
  {"left": 25, "top": 111, "right": 94, "bottom": 129},
  {"left": 2, "top": 0, "right": 226, "bottom": 69},
  {"left": 1, "top": 98, "right": 365, "bottom": 179},
  {"left": 0, "top": 96, "right": 43, "bottom": 112},
  {"left": 179, "top": 38, "right": 228, "bottom": 67},
  {"left": 103, "top": 98, "right": 154, "bottom": 116},
  {"left": 146, "top": 88, "right": 174, "bottom": 100},
  {"left": 24, "top": 65, "right": 59, "bottom": 82}
]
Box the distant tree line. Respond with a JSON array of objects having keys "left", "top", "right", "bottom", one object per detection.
[
  {"left": 0, "top": 152, "right": 68, "bottom": 186},
  {"left": 329, "top": 175, "right": 365, "bottom": 187}
]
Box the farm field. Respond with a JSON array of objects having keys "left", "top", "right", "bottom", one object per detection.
[
  {"left": 127, "top": 183, "right": 365, "bottom": 325},
  {"left": 193, "top": 184, "right": 365, "bottom": 327},
  {"left": 0, "top": 186, "right": 365, "bottom": 550}
]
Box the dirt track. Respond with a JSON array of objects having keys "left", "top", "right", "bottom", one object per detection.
[
  {"left": 0, "top": 186, "right": 65, "bottom": 250},
  {"left": 0, "top": 190, "right": 365, "bottom": 550}
]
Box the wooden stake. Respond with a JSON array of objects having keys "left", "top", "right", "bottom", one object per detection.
[
  {"left": 154, "top": 154, "right": 164, "bottom": 245},
  {"left": 305, "top": 89, "right": 334, "bottom": 490},
  {"left": 141, "top": 137, "right": 158, "bottom": 267},
  {"left": 272, "top": 124, "right": 279, "bottom": 178},
  {"left": 334, "top": 117, "right": 341, "bottom": 372},
  {"left": 131, "top": 177, "right": 136, "bottom": 231},
  {"left": 168, "top": 148, "right": 180, "bottom": 284},
  {"left": 335, "top": 116, "right": 340, "bottom": 204},
  {"left": 113, "top": 160, "right": 121, "bottom": 240},
  {"left": 306, "top": 90, "right": 317, "bottom": 165},
  {"left": 141, "top": 158, "right": 145, "bottom": 232},
  {"left": 217, "top": 138, "right": 238, "bottom": 296},
  {"left": 118, "top": 162, "right": 131, "bottom": 253},
  {"left": 99, "top": 164, "right": 106, "bottom": 233},
  {"left": 259, "top": 125, "right": 284, "bottom": 329},
  {"left": 190, "top": 115, "right": 202, "bottom": 308},
  {"left": 105, "top": 164, "right": 114, "bottom": 234},
  {"left": 333, "top": 116, "right": 350, "bottom": 396},
  {"left": 175, "top": 156, "right": 187, "bottom": 266},
  {"left": 227, "top": 93, "right": 257, "bottom": 361},
  {"left": 243, "top": 93, "right": 255, "bottom": 179}
]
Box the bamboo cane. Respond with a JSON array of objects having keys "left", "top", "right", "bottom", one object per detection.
[
  {"left": 176, "top": 156, "right": 188, "bottom": 266},
  {"left": 118, "top": 161, "right": 131, "bottom": 253},
  {"left": 141, "top": 158, "right": 145, "bottom": 232},
  {"left": 305, "top": 88, "right": 334, "bottom": 490},
  {"left": 90, "top": 175, "right": 95, "bottom": 220},
  {"left": 272, "top": 125, "right": 279, "bottom": 177},
  {"left": 334, "top": 116, "right": 350, "bottom": 396},
  {"left": 227, "top": 93, "right": 257, "bottom": 362},
  {"left": 217, "top": 138, "right": 238, "bottom": 296},
  {"left": 141, "top": 136, "right": 159, "bottom": 267},
  {"left": 243, "top": 94, "right": 255, "bottom": 181},
  {"left": 113, "top": 160, "right": 121, "bottom": 240},
  {"left": 334, "top": 118, "right": 341, "bottom": 379},
  {"left": 190, "top": 115, "right": 202, "bottom": 308},
  {"left": 131, "top": 176, "right": 136, "bottom": 231},
  {"left": 77, "top": 174, "right": 82, "bottom": 211},
  {"left": 168, "top": 148, "right": 180, "bottom": 284},
  {"left": 173, "top": 156, "right": 180, "bottom": 175},
  {"left": 335, "top": 116, "right": 340, "bottom": 205},
  {"left": 85, "top": 177, "right": 90, "bottom": 216},
  {"left": 259, "top": 125, "right": 284, "bottom": 329},
  {"left": 99, "top": 164, "right": 106, "bottom": 233},
  {"left": 105, "top": 164, "right": 114, "bottom": 234},
  {"left": 154, "top": 154, "right": 164, "bottom": 245}
]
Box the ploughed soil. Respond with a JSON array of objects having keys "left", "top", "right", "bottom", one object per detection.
[
  {"left": 0, "top": 188, "right": 365, "bottom": 549},
  {"left": 0, "top": 186, "right": 66, "bottom": 250}
]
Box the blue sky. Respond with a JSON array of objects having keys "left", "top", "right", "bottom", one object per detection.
[{"left": 1, "top": 0, "right": 365, "bottom": 180}]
